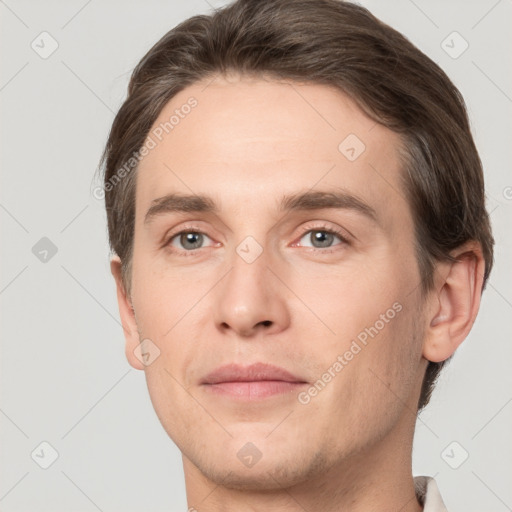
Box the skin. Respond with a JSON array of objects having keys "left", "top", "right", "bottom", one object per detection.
[{"left": 111, "top": 74, "right": 485, "bottom": 511}]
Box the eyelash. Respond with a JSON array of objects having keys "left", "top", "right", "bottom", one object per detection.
[{"left": 163, "top": 222, "right": 350, "bottom": 255}]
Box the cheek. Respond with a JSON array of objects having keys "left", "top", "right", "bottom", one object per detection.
[
  {"left": 289, "top": 254, "right": 404, "bottom": 346},
  {"left": 309, "top": 300, "right": 423, "bottom": 450},
  {"left": 130, "top": 262, "right": 205, "bottom": 395},
  {"left": 295, "top": 250, "right": 422, "bottom": 404},
  {"left": 131, "top": 247, "right": 205, "bottom": 333}
]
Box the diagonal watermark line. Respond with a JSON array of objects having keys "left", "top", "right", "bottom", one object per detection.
[
  {"left": 472, "top": 61, "right": 512, "bottom": 104},
  {"left": 60, "top": 204, "right": 89, "bottom": 233},
  {"left": 404, "top": 275, "right": 428, "bottom": 300},
  {"left": 0, "top": 62, "right": 29, "bottom": 92},
  {"left": 0, "top": 472, "right": 29, "bottom": 502},
  {"left": 407, "top": 0, "right": 439, "bottom": 28},
  {"left": 397, "top": 492, "right": 423, "bottom": 512},
  {"left": 61, "top": 471, "right": 104, "bottom": 512},
  {"left": 485, "top": 190, "right": 502, "bottom": 204},
  {"left": 163, "top": 163, "right": 231, "bottom": 233},
  {"left": 369, "top": 367, "right": 439, "bottom": 438},
  {"left": 268, "top": 473, "right": 312, "bottom": 512},
  {"left": 472, "top": 471, "right": 511, "bottom": 511},
  {"left": 188, "top": 470, "right": 235, "bottom": 511},
  {"left": 61, "top": 0, "right": 93, "bottom": 29},
  {"left": 202, "top": 0, "right": 215, "bottom": 10},
  {"left": 201, "top": 0, "right": 226, "bottom": 12},
  {"left": 0, "top": 408, "right": 29, "bottom": 438},
  {"left": 265, "top": 410, "right": 294, "bottom": 439},
  {"left": 472, "top": 396, "right": 512, "bottom": 439},
  {"left": 61, "top": 61, "right": 115, "bottom": 114},
  {"left": 0, "top": 0, "right": 29, "bottom": 28},
  {"left": 60, "top": 265, "right": 129, "bottom": 335},
  {"left": 266, "top": 163, "right": 336, "bottom": 247},
  {"left": 265, "top": 266, "right": 336, "bottom": 335},
  {"left": 289, "top": 83, "right": 336, "bottom": 131},
  {"left": 200, "top": 73, "right": 219, "bottom": 92},
  {"left": 486, "top": 280, "right": 512, "bottom": 309},
  {"left": 0, "top": 265, "right": 28, "bottom": 295},
  {"left": 163, "top": 267, "right": 233, "bottom": 337},
  {"left": 368, "top": 163, "right": 408, "bottom": 204},
  {"left": 488, "top": 204, "right": 500, "bottom": 217},
  {"left": 0, "top": 203, "right": 29, "bottom": 232},
  {"left": 472, "top": 0, "right": 502, "bottom": 29},
  {"left": 397, "top": 472, "right": 439, "bottom": 512},
  {"left": 367, "top": 122, "right": 378, "bottom": 133},
  {"left": 61, "top": 369, "right": 132, "bottom": 439},
  {"left": 164, "top": 367, "right": 233, "bottom": 438}
]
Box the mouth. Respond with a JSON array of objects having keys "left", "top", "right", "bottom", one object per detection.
[{"left": 200, "top": 362, "right": 309, "bottom": 400}]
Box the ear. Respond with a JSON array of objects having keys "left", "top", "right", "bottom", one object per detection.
[
  {"left": 110, "top": 255, "right": 144, "bottom": 370},
  {"left": 423, "top": 241, "right": 486, "bottom": 363}
]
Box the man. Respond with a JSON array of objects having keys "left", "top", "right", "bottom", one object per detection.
[{"left": 100, "top": 0, "right": 494, "bottom": 510}]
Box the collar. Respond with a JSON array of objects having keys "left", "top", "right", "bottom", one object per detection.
[{"left": 414, "top": 476, "right": 448, "bottom": 511}]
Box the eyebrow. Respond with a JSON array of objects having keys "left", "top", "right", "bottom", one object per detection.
[{"left": 144, "top": 189, "right": 378, "bottom": 224}]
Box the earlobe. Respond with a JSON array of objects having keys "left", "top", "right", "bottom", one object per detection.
[
  {"left": 422, "top": 242, "right": 485, "bottom": 363},
  {"left": 110, "top": 255, "right": 145, "bottom": 371}
]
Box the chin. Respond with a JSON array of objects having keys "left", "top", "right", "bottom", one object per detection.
[
  {"left": 188, "top": 445, "right": 330, "bottom": 491},
  {"left": 198, "top": 463, "right": 304, "bottom": 491}
]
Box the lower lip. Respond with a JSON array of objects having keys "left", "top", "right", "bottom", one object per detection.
[{"left": 202, "top": 380, "right": 307, "bottom": 400}]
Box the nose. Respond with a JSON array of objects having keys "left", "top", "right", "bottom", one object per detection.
[{"left": 211, "top": 247, "right": 291, "bottom": 338}]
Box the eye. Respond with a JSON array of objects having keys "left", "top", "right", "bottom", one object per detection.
[
  {"left": 297, "top": 228, "right": 347, "bottom": 250},
  {"left": 167, "top": 230, "right": 215, "bottom": 251}
]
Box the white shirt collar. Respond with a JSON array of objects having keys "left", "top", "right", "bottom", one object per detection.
[{"left": 414, "top": 476, "right": 448, "bottom": 511}]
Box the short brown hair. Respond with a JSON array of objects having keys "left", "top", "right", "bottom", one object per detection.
[{"left": 99, "top": 0, "right": 494, "bottom": 410}]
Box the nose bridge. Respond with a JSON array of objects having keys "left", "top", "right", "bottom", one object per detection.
[
  {"left": 211, "top": 233, "right": 290, "bottom": 336},
  {"left": 225, "top": 210, "right": 273, "bottom": 284},
  {"left": 225, "top": 235, "right": 271, "bottom": 305}
]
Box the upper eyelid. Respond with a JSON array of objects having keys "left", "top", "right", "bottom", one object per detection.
[
  {"left": 166, "top": 223, "right": 345, "bottom": 239},
  {"left": 301, "top": 228, "right": 346, "bottom": 239}
]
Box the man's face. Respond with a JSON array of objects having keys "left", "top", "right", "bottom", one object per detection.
[{"left": 128, "top": 75, "right": 427, "bottom": 488}]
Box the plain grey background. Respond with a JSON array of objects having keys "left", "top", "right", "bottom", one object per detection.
[{"left": 1, "top": 0, "right": 511, "bottom": 510}]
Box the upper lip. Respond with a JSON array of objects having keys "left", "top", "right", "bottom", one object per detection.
[{"left": 201, "top": 362, "right": 307, "bottom": 384}]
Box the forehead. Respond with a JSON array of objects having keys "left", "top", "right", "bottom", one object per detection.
[{"left": 135, "top": 75, "right": 408, "bottom": 225}]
